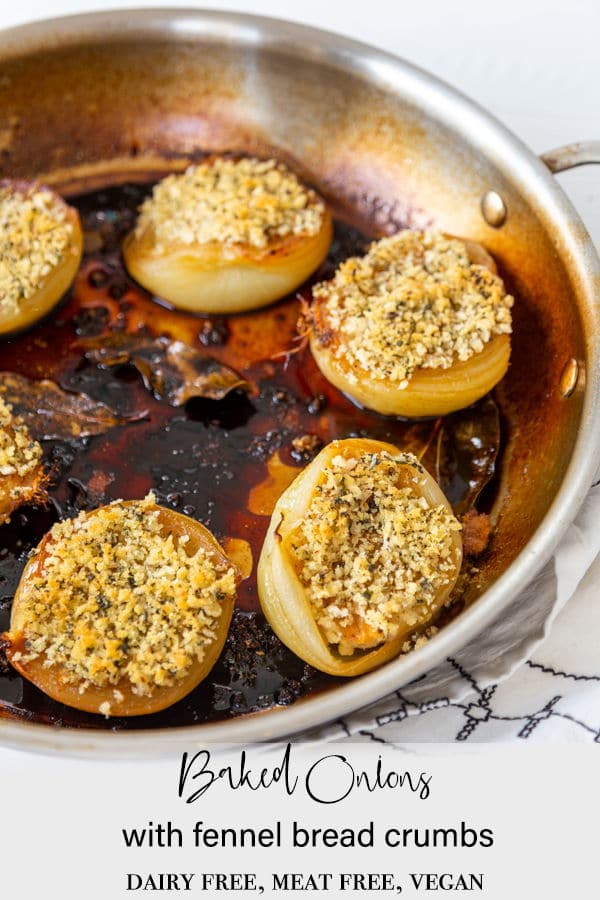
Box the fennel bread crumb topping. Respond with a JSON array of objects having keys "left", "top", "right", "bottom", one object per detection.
[
  {"left": 13, "top": 494, "right": 236, "bottom": 695},
  {"left": 312, "top": 231, "right": 513, "bottom": 388},
  {"left": 135, "top": 157, "right": 326, "bottom": 252},
  {"left": 0, "top": 396, "right": 43, "bottom": 512},
  {"left": 287, "top": 451, "right": 461, "bottom": 656},
  {"left": 0, "top": 183, "right": 74, "bottom": 315}
]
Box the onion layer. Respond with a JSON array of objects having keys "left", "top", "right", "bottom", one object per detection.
[
  {"left": 310, "top": 331, "right": 510, "bottom": 418},
  {"left": 123, "top": 214, "right": 333, "bottom": 314}
]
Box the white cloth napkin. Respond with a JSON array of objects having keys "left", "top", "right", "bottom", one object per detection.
[{"left": 316, "top": 481, "right": 600, "bottom": 743}]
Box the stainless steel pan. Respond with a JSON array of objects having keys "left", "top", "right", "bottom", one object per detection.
[{"left": 0, "top": 9, "right": 598, "bottom": 754}]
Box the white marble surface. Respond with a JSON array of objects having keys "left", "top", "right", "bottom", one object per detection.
[{"left": 0, "top": 0, "right": 599, "bottom": 749}]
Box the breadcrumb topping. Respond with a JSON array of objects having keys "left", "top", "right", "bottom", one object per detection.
[
  {"left": 0, "top": 396, "right": 43, "bottom": 518},
  {"left": 0, "top": 183, "right": 73, "bottom": 315},
  {"left": 16, "top": 494, "right": 236, "bottom": 695},
  {"left": 312, "top": 231, "right": 513, "bottom": 387},
  {"left": 287, "top": 450, "right": 461, "bottom": 655},
  {"left": 135, "top": 157, "right": 325, "bottom": 252}
]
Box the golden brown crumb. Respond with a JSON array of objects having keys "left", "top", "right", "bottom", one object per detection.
[
  {"left": 287, "top": 450, "right": 461, "bottom": 655},
  {"left": 0, "top": 395, "right": 43, "bottom": 522},
  {"left": 135, "top": 157, "right": 326, "bottom": 252},
  {"left": 402, "top": 625, "right": 439, "bottom": 653},
  {"left": 16, "top": 494, "right": 236, "bottom": 695},
  {"left": 291, "top": 434, "right": 321, "bottom": 457},
  {"left": 0, "top": 183, "right": 74, "bottom": 315},
  {"left": 312, "top": 231, "right": 513, "bottom": 387}
]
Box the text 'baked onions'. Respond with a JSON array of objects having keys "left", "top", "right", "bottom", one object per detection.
[
  {"left": 0, "top": 180, "right": 82, "bottom": 337},
  {"left": 258, "top": 438, "right": 462, "bottom": 676},
  {"left": 3, "top": 495, "right": 239, "bottom": 716},
  {"left": 123, "top": 157, "right": 332, "bottom": 314},
  {"left": 309, "top": 231, "right": 512, "bottom": 417}
]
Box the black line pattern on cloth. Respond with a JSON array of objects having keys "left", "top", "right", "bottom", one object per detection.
[
  {"left": 357, "top": 730, "right": 389, "bottom": 744},
  {"left": 338, "top": 657, "right": 600, "bottom": 742},
  {"left": 447, "top": 658, "right": 483, "bottom": 696},
  {"left": 526, "top": 660, "right": 600, "bottom": 683},
  {"left": 337, "top": 719, "right": 352, "bottom": 738},
  {"left": 554, "top": 712, "right": 600, "bottom": 739}
]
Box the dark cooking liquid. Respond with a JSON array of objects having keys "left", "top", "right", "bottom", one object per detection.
[{"left": 0, "top": 182, "right": 498, "bottom": 730}]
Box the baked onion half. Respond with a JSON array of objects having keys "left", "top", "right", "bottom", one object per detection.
[
  {"left": 4, "top": 497, "right": 238, "bottom": 716},
  {"left": 258, "top": 438, "right": 462, "bottom": 676},
  {"left": 123, "top": 157, "right": 332, "bottom": 314},
  {"left": 309, "top": 231, "right": 513, "bottom": 417},
  {"left": 0, "top": 396, "right": 45, "bottom": 525},
  {"left": 0, "top": 180, "right": 82, "bottom": 338}
]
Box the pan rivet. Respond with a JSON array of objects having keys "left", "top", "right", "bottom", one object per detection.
[
  {"left": 481, "top": 191, "right": 507, "bottom": 227},
  {"left": 559, "top": 358, "right": 580, "bottom": 398}
]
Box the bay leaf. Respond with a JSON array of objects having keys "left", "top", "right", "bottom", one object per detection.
[
  {"left": 0, "top": 372, "right": 146, "bottom": 441},
  {"left": 421, "top": 395, "right": 501, "bottom": 515},
  {"left": 84, "top": 334, "right": 251, "bottom": 406}
]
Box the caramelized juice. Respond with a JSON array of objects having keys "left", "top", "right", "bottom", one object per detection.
[{"left": 0, "top": 182, "right": 500, "bottom": 730}]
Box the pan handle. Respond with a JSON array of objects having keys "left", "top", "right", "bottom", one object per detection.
[{"left": 541, "top": 141, "right": 600, "bottom": 173}]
